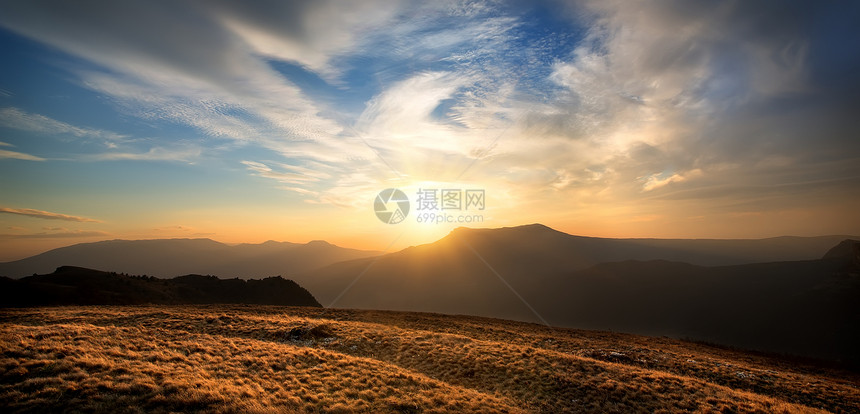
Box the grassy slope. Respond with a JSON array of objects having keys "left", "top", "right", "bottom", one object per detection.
[{"left": 1, "top": 305, "right": 858, "bottom": 413}]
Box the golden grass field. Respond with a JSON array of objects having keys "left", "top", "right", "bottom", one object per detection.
[{"left": 1, "top": 305, "right": 858, "bottom": 413}]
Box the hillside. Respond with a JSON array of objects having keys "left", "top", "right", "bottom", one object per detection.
[
  {"left": 302, "top": 228, "right": 860, "bottom": 364},
  {"left": 0, "top": 266, "right": 321, "bottom": 307},
  {"left": 0, "top": 238, "right": 381, "bottom": 279},
  {"left": 1, "top": 305, "right": 857, "bottom": 413},
  {"left": 302, "top": 225, "right": 858, "bottom": 307},
  {"left": 544, "top": 254, "right": 860, "bottom": 363}
]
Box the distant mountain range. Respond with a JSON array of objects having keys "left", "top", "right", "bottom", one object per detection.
[
  {"left": 1, "top": 225, "right": 850, "bottom": 279},
  {"left": 0, "top": 238, "right": 381, "bottom": 279},
  {"left": 0, "top": 266, "right": 321, "bottom": 307}
]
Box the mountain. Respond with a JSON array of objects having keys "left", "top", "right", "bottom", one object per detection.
[
  {"left": 439, "top": 223, "right": 856, "bottom": 267},
  {"left": 823, "top": 238, "right": 860, "bottom": 265},
  {"left": 301, "top": 224, "right": 856, "bottom": 310},
  {"left": 0, "top": 238, "right": 381, "bottom": 279},
  {"left": 0, "top": 266, "right": 321, "bottom": 307},
  {"left": 301, "top": 226, "right": 859, "bottom": 363}
]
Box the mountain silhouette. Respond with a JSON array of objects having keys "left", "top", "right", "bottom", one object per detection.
[
  {"left": 301, "top": 224, "right": 855, "bottom": 310},
  {"left": 823, "top": 238, "right": 860, "bottom": 266},
  {"left": 0, "top": 266, "right": 321, "bottom": 307},
  {"left": 301, "top": 225, "right": 859, "bottom": 363},
  {"left": 0, "top": 238, "right": 380, "bottom": 279}
]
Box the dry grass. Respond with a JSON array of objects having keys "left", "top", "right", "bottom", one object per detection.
[{"left": 1, "top": 305, "right": 857, "bottom": 413}]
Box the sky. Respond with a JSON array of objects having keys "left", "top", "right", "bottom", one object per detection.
[{"left": 1, "top": 0, "right": 859, "bottom": 261}]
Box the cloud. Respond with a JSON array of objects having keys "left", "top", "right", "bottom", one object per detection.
[
  {"left": 0, "top": 107, "right": 126, "bottom": 141},
  {"left": 546, "top": 0, "right": 858, "bottom": 162},
  {"left": 0, "top": 149, "right": 45, "bottom": 161},
  {"left": 0, "top": 230, "right": 109, "bottom": 239},
  {"left": 642, "top": 169, "right": 702, "bottom": 192},
  {"left": 0, "top": 208, "right": 102, "bottom": 223},
  {"left": 211, "top": 0, "right": 401, "bottom": 76},
  {"left": 89, "top": 146, "right": 202, "bottom": 163},
  {"left": 0, "top": 0, "right": 528, "bottom": 209},
  {"left": 1, "top": 140, "right": 45, "bottom": 162},
  {"left": 241, "top": 160, "right": 329, "bottom": 185},
  {"left": 0, "top": 0, "right": 345, "bottom": 158},
  {"left": 481, "top": 0, "right": 860, "bottom": 215}
]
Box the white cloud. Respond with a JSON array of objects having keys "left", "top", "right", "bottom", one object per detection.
[
  {"left": 241, "top": 160, "right": 329, "bottom": 185},
  {"left": 642, "top": 169, "right": 703, "bottom": 192},
  {"left": 89, "top": 146, "right": 202, "bottom": 163},
  {"left": 0, "top": 1, "right": 344, "bottom": 152},
  {"left": 214, "top": 0, "right": 401, "bottom": 76},
  {"left": 0, "top": 230, "right": 109, "bottom": 239},
  {"left": 0, "top": 207, "right": 101, "bottom": 223},
  {"left": 0, "top": 149, "right": 45, "bottom": 161},
  {"left": 0, "top": 107, "right": 127, "bottom": 141}
]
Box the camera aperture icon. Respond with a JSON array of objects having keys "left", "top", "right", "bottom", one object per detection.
[{"left": 374, "top": 188, "right": 410, "bottom": 224}]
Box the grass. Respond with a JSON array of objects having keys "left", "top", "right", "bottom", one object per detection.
[{"left": 1, "top": 305, "right": 858, "bottom": 413}]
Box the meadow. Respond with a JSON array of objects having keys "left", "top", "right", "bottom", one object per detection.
[{"left": 1, "top": 305, "right": 858, "bottom": 413}]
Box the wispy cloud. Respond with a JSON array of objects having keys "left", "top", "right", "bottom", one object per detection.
[
  {"left": 213, "top": 0, "right": 400, "bottom": 77},
  {"left": 0, "top": 107, "right": 126, "bottom": 141},
  {"left": 0, "top": 1, "right": 527, "bottom": 202},
  {"left": 0, "top": 149, "right": 45, "bottom": 161},
  {"left": 0, "top": 207, "right": 102, "bottom": 223},
  {"left": 241, "top": 160, "right": 329, "bottom": 185},
  {"left": 89, "top": 146, "right": 202, "bottom": 163},
  {"left": 642, "top": 169, "right": 702, "bottom": 192},
  {"left": 0, "top": 230, "right": 109, "bottom": 239}
]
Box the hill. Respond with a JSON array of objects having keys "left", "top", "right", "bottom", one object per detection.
[
  {"left": 1, "top": 305, "right": 857, "bottom": 413},
  {"left": 0, "top": 266, "right": 321, "bottom": 307},
  {"left": 0, "top": 238, "right": 381, "bottom": 279},
  {"left": 302, "top": 227, "right": 860, "bottom": 364}
]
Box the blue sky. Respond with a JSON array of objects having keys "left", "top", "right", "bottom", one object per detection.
[{"left": 1, "top": 0, "right": 859, "bottom": 260}]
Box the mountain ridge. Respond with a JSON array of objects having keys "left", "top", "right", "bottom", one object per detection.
[
  {"left": 0, "top": 265, "right": 322, "bottom": 307},
  {"left": 0, "top": 237, "right": 382, "bottom": 279},
  {"left": 300, "top": 228, "right": 860, "bottom": 363}
]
